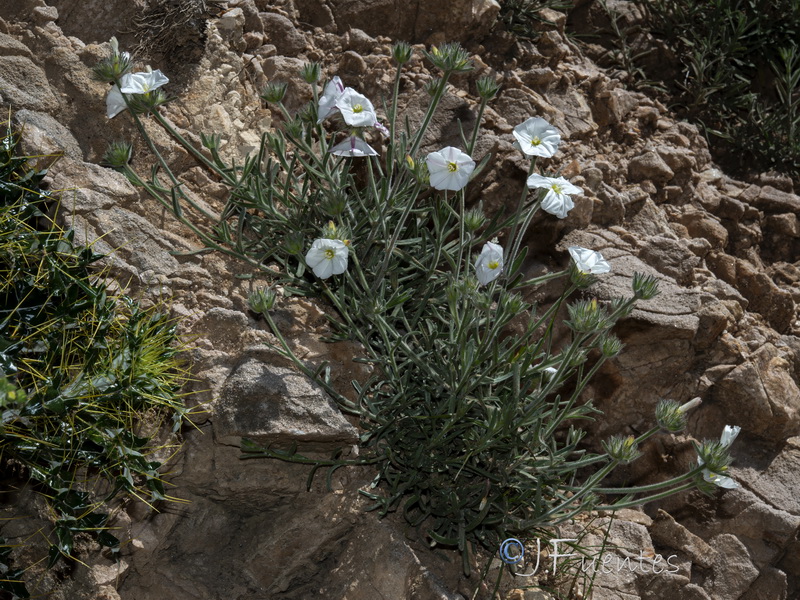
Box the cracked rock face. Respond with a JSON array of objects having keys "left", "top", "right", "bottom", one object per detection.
[{"left": 0, "top": 0, "right": 798, "bottom": 599}]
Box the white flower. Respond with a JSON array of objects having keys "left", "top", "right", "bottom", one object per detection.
[
  {"left": 719, "top": 424, "right": 741, "bottom": 447},
  {"left": 334, "top": 88, "right": 377, "bottom": 128},
  {"left": 568, "top": 247, "right": 611, "bottom": 275},
  {"left": 107, "top": 70, "right": 169, "bottom": 119},
  {"left": 475, "top": 242, "right": 504, "bottom": 286},
  {"left": 329, "top": 137, "right": 378, "bottom": 157},
  {"left": 527, "top": 174, "right": 583, "bottom": 219},
  {"left": 425, "top": 146, "right": 476, "bottom": 191},
  {"left": 317, "top": 76, "right": 345, "bottom": 123},
  {"left": 106, "top": 84, "right": 127, "bottom": 119},
  {"left": 699, "top": 425, "right": 741, "bottom": 489},
  {"left": 513, "top": 117, "right": 560, "bottom": 158},
  {"left": 119, "top": 70, "right": 169, "bottom": 94},
  {"left": 305, "top": 238, "right": 349, "bottom": 279}
]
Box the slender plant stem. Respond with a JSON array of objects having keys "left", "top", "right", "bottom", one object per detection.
[
  {"left": 505, "top": 158, "right": 538, "bottom": 276},
  {"left": 410, "top": 73, "right": 452, "bottom": 157}
]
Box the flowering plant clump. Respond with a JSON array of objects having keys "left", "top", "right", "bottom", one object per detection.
[{"left": 96, "top": 39, "right": 739, "bottom": 576}]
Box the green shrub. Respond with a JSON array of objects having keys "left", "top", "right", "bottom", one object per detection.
[
  {"left": 635, "top": 0, "right": 800, "bottom": 178},
  {"left": 0, "top": 120, "right": 190, "bottom": 597},
  {"left": 96, "top": 39, "right": 739, "bottom": 578}
]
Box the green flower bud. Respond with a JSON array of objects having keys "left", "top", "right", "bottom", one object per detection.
[
  {"left": 284, "top": 116, "right": 305, "bottom": 139},
  {"left": 201, "top": 132, "right": 222, "bottom": 150},
  {"left": 425, "top": 42, "right": 473, "bottom": 73},
  {"left": 425, "top": 77, "right": 444, "bottom": 97},
  {"left": 476, "top": 75, "right": 500, "bottom": 100},
  {"left": 609, "top": 297, "right": 633, "bottom": 318},
  {"left": 93, "top": 37, "right": 132, "bottom": 82},
  {"left": 101, "top": 141, "right": 133, "bottom": 170},
  {"left": 632, "top": 272, "right": 660, "bottom": 300},
  {"left": 261, "top": 82, "right": 288, "bottom": 104},
  {"left": 321, "top": 192, "right": 348, "bottom": 217},
  {"left": 602, "top": 434, "right": 641, "bottom": 464},
  {"left": 565, "top": 299, "right": 610, "bottom": 334},
  {"left": 392, "top": 41, "right": 413, "bottom": 65},
  {"left": 500, "top": 291, "right": 525, "bottom": 315},
  {"left": 249, "top": 287, "right": 277, "bottom": 314},
  {"left": 599, "top": 334, "right": 624, "bottom": 358},
  {"left": 300, "top": 62, "right": 321, "bottom": 84},
  {"left": 695, "top": 440, "right": 734, "bottom": 479},
  {"left": 463, "top": 207, "right": 487, "bottom": 232},
  {"left": 655, "top": 399, "right": 686, "bottom": 433}
]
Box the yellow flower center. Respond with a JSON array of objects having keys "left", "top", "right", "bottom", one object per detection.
[
  {"left": 324, "top": 248, "right": 336, "bottom": 259},
  {"left": 551, "top": 183, "right": 562, "bottom": 194},
  {"left": 352, "top": 104, "right": 363, "bottom": 113},
  {"left": 530, "top": 137, "right": 541, "bottom": 146},
  {"left": 447, "top": 161, "right": 459, "bottom": 173},
  {"left": 488, "top": 260, "right": 500, "bottom": 270}
]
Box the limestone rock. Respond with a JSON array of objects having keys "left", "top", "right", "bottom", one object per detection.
[
  {"left": 0, "top": 54, "right": 59, "bottom": 111},
  {"left": 628, "top": 151, "right": 674, "bottom": 184},
  {"left": 712, "top": 344, "right": 800, "bottom": 442},
  {"left": 705, "top": 534, "right": 760, "bottom": 600},
  {"left": 215, "top": 358, "right": 359, "bottom": 449},
  {"left": 260, "top": 11, "right": 307, "bottom": 55},
  {"left": 638, "top": 235, "right": 700, "bottom": 285},
  {"left": 650, "top": 510, "right": 717, "bottom": 569}
]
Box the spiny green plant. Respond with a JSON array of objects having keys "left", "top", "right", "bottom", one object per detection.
[
  {"left": 631, "top": 0, "right": 800, "bottom": 178},
  {"left": 95, "top": 39, "right": 740, "bottom": 581},
  {"left": 0, "top": 118, "right": 191, "bottom": 596},
  {"left": 497, "top": 0, "right": 573, "bottom": 38}
]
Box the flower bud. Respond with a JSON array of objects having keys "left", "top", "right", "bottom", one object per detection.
[
  {"left": 695, "top": 439, "right": 734, "bottom": 478},
  {"left": 425, "top": 77, "right": 443, "bottom": 97},
  {"left": 476, "top": 75, "right": 500, "bottom": 100},
  {"left": 101, "top": 141, "right": 133, "bottom": 170},
  {"left": 602, "top": 435, "right": 641, "bottom": 464},
  {"left": 127, "top": 88, "right": 169, "bottom": 114},
  {"left": 249, "top": 287, "right": 277, "bottom": 314},
  {"left": 321, "top": 192, "right": 348, "bottom": 217},
  {"left": 93, "top": 37, "right": 132, "bottom": 82},
  {"left": 565, "top": 299, "right": 610, "bottom": 334},
  {"left": 632, "top": 272, "right": 660, "bottom": 300},
  {"left": 599, "top": 334, "right": 623, "bottom": 358},
  {"left": 655, "top": 399, "right": 687, "bottom": 433},
  {"left": 463, "top": 207, "right": 486, "bottom": 232},
  {"left": 300, "top": 62, "right": 321, "bottom": 84},
  {"left": 284, "top": 117, "right": 305, "bottom": 139},
  {"left": 425, "top": 42, "right": 473, "bottom": 73},
  {"left": 261, "top": 82, "right": 288, "bottom": 104},
  {"left": 392, "top": 41, "right": 413, "bottom": 65},
  {"left": 201, "top": 132, "right": 221, "bottom": 150},
  {"left": 499, "top": 291, "right": 525, "bottom": 315}
]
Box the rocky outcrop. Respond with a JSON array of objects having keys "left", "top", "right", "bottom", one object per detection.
[{"left": 0, "top": 1, "right": 798, "bottom": 599}]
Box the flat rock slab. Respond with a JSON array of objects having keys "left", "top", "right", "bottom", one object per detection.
[{"left": 215, "top": 358, "right": 359, "bottom": 450}]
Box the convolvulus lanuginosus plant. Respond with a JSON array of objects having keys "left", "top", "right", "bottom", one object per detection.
[{"left": 95, "top": 38, "right": 741, "bottom": 574}]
